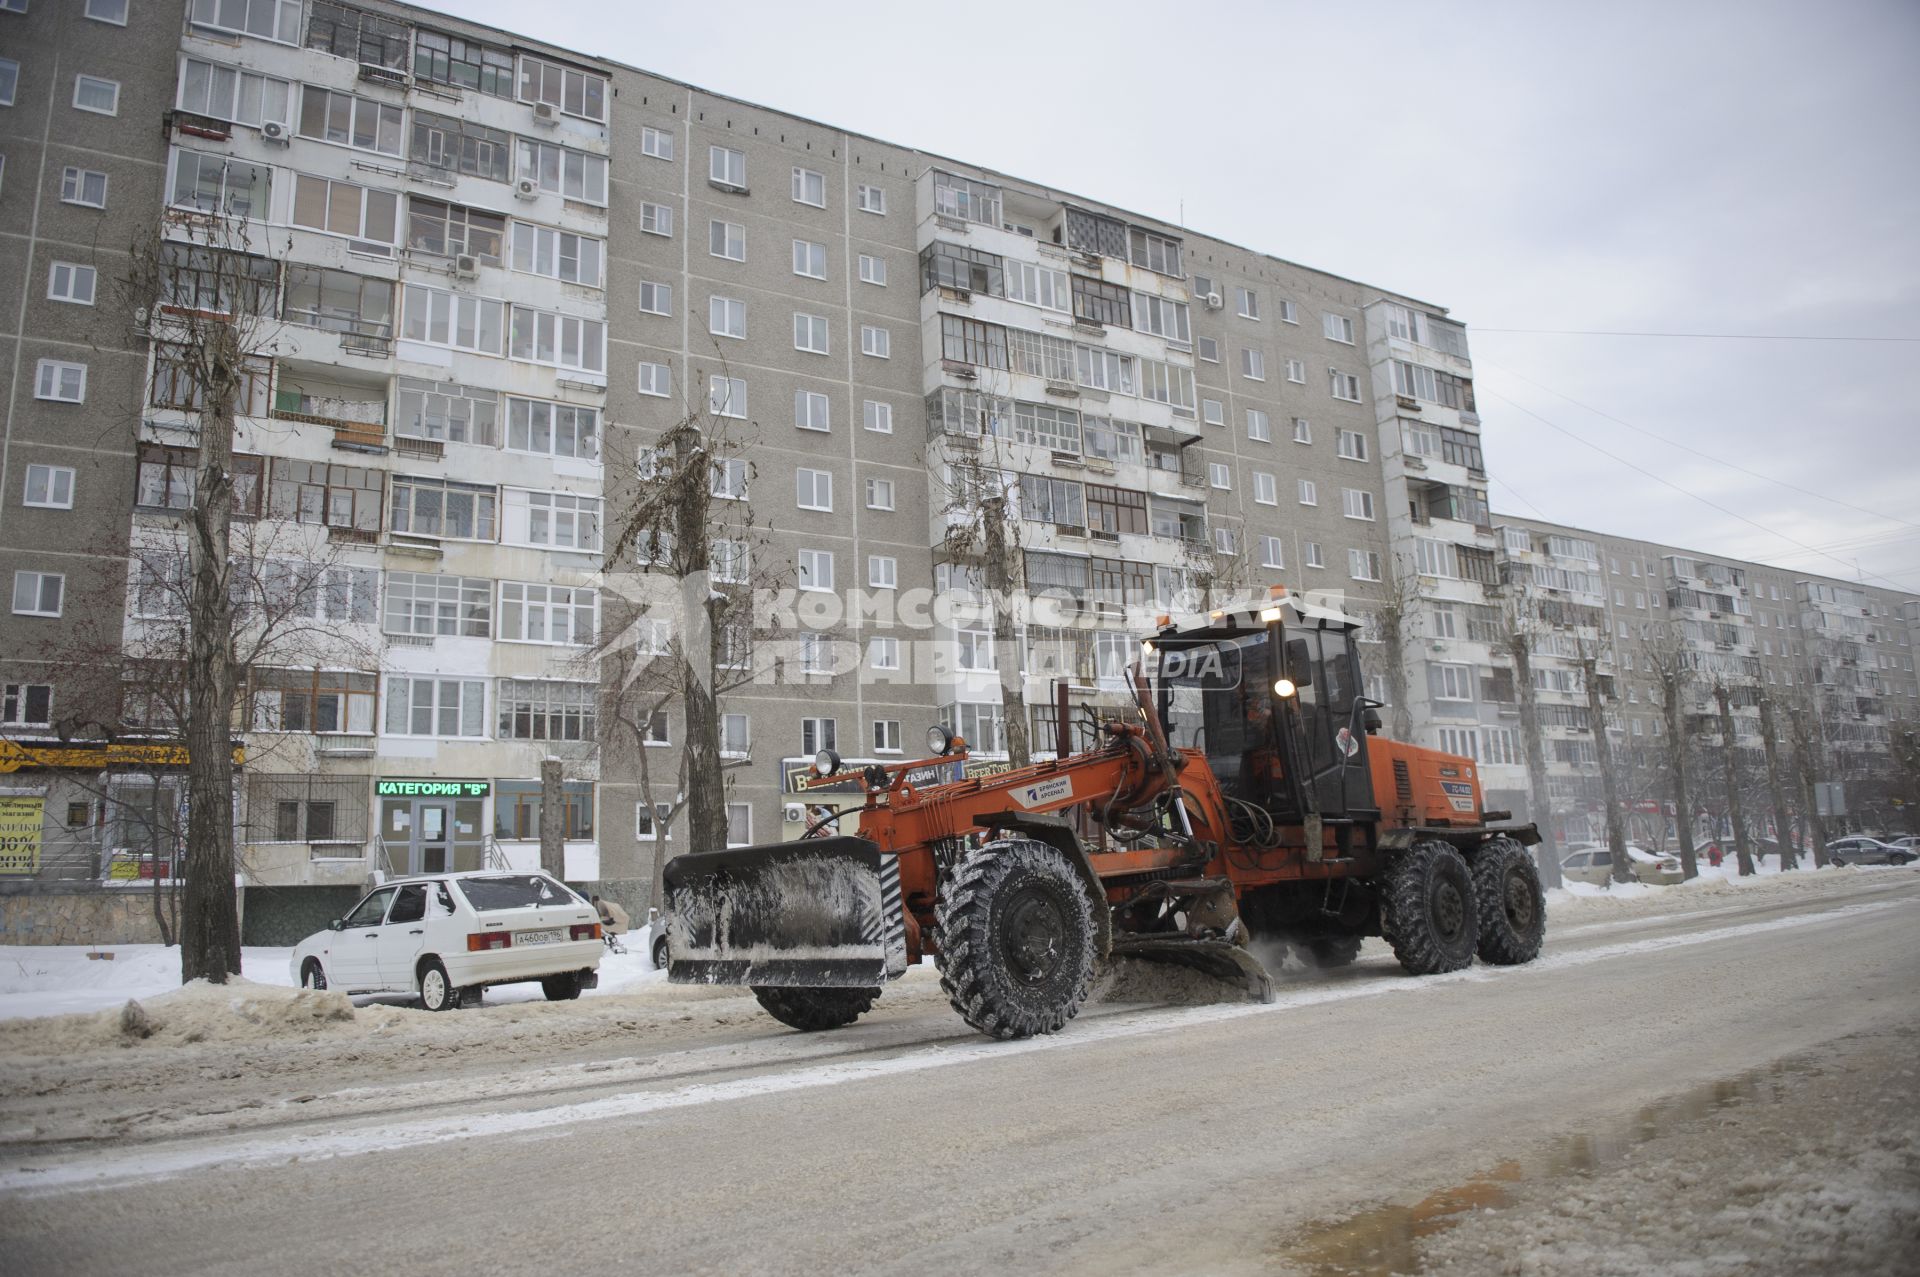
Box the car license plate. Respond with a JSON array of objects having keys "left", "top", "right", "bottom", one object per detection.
[{"left": 517, "top": 928, "right": 564, "bottom": 946}]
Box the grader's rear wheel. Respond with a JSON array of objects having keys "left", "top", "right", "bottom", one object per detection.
[
  {"left": 752, "top": 986, "right": 879, "bottom": 1032},
  {"left": 937, "top": 839, "right": 1096, "bottom": 1040},
  {"left": 1382, "top": 841, "right": 1480, "bottom": 975},
  {"left": 1470, "top": 838, "right": 1546, "bottom": 965},
  {"left": 1306, "top": 933, "right": 1365, "bottom": 969}
]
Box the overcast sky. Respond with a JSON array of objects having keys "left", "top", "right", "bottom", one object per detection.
[{"left": 438, "top": 0, "right": 1920, "bottom": 594}]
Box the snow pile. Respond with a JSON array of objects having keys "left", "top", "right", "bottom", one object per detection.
[{"left": 0, "top": 978, "right": 375, "bottom": 1057}]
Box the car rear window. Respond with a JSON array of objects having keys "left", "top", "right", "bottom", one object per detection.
[{"left": 455, "top": 874, "right": 582, "bottom": 912}]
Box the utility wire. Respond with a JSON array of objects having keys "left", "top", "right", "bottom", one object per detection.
[
  {"left": 1477, "top": 356, "right": 1920, "bottom": 534},
  {"left": 1478, "top": 386, "right": 1920, "bottom": 594},
  {"left": 1474, "top": 328, "right": 1920, "bottom": 344}
]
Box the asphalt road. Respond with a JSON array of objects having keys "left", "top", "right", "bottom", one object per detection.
[{"left": 3, "top": 872, "right": 1917, "bottom": 1276}]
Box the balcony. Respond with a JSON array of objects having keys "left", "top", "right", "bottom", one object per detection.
[{"left": 272, "top": 367, "right": 389, "bottom": 453}]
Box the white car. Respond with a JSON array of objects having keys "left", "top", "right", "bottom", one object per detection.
[{"left": 290, "top": 871, "right": 603, "bottom": 1011}]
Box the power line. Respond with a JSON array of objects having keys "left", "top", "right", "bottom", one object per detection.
[
  {"left": 1475, "top": 357, "right": 1920, "bottom": 533},
  {"left": 1478, "top": 386, "right": 1920, "bottom": 594},
  {"left": 1474, "top": 328, "right": 1920, "bottom": 344}
]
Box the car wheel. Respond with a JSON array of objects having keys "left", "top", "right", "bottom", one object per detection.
[
  {"left": 419, "top": 958, "right": 460, "bottom": 1012},
  {"left": 300, "top": 959, "right": 327, "bottom": 991},
  {"left": 541, "top": 972, "right": 584, "bottom": 1001},
  {"left": 1831, "top": 856, "right": 1847, "bottom": 867},
  {"left": 651, "top": 935, "right": 669, "bottom": 970}
]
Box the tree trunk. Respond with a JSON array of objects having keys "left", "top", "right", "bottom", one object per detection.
[
  {"left": 1714, "top": 684, "right": 1754, "bottom": 876},
  {"left": 1661, "top": 681, "right": 1698, "bottom": 879},
  {"left": 145, "top": 776, "right": 175, "bottom": 947},
  {"left": 1788, "top": 704, "right": 1829, "bottom": 867},
  {"left": 1584, "top": 658, "right": 1632, "bottom": 885},
  {"left": 1757, "top": 694, "right": 1797, "bottom": 870},
  {"left": 980, "top": 494, "right": 1030, "bottom": 767},
  {"left": 1509, "top": 640, "right": 1560, "bottom": 887},
  {"left": 539, "top": 758, "right": 566, "bottom": 880},
  {"left": 180, "top": 325, "right": 241, "bottom": 985},
  {"left": 674, "top": 431, "right": 727, "bottom": 855}
]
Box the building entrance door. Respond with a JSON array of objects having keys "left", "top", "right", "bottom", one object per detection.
[{"left": 409, "top": 801, "right": 453, "bottom": 874}]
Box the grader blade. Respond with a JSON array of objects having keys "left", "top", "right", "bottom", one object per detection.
[
  {"left": 1108, "top": 934, "right": 1277, "bottom": 1004},
  {"left": 662, "top": 836, "right": 908, "bottom": 988}
]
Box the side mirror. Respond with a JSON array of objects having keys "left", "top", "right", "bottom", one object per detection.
[
  {"left": 328, "top": 919, "right": 343, "bottom": 931},
  {"left": 1284, "top": 638, "right": 1315, "bottom": 690}
]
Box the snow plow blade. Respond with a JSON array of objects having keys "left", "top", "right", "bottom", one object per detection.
[
  {"left": 663, "top": 836, "right": 909, "bottom": 988},
  {"left": 1108, "top": 934, "right": 1276, "bottom": 1003}
]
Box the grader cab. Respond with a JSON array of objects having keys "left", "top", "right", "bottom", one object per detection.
[{"left": 664, "top": 590, "right": 1546, "bottom": 1040}]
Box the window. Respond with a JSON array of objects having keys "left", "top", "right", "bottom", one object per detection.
[
  {"left": 1253, "top": 472, "right": 1277, "bottom": 505},
  {"left": 710, "top": 377, "right": 747, "bottom": 419},
  {"left": 1343, "top": 488, "right": 1376, "bottom": 520},
  {"left": 1322, "top": 312, "right": 1355, "bottom": 343},
  {"left": 401, "top": 284, "right": 505, "bottom": 355},
  {"left": 868, "top": 555, "right": 898, "bottom": 589},
  {"left": 506, "top": 398, "right": 598, "bottom": 459},
  {"left": 710, "top": 457, "right": 748, "bottom": 500},
  {"left": 1349, "top": 549, "right": 1382, "bottom": 581},
  {"left": 396, "top": 378, "right": 499, "bottom": 446},
  {"left": 1279, "top": 299, "right": 1299, "bottom": 324},
  {"left": 1086, "top": 484, "right": 1148, "bottom": 536},
  {"left": 858, "top": 254, "right": 886, "bottom": 285},
  {"left": 1234, "top": 286, "right": 1260, "bottom": 319},
  {"left": 170, "top": 150, "right": 271, "bottom": 219},
  {"left": 869, "top": 636, "right": 900, "bottom": 671},
  {"left": 516, "top": 54, "right": 606, "bottom": 121},
  {"left": 1260, "top": 535, "right": 1285, "bottom": 569},
  {"left": 1298, "top": 479, "right": 1318, "bottom": 506},
  {"left": 502, "top": 489, "right": 601, "bottom": 551},
  {"left": 641, "top": 126, "right": 674, "bottom": 160},
  {"left": 305, "top": 1, "right": 407, "bottom": 65},
  {"left": 1293, "top": 418, "right": 1313, "bottom": 444},
  {"left": 801, "top": 717, "right": 837, "bottom": 755},
  {"left": 794, "top": 312, "right": 830, "bottom": 354},
  {"left": 35, "top": 360, "right": 86, "bottom": 403},
  {"left": 864, "top": 400, "right": 893, "bottom": 434},
  {"left": 709, "top": 219, "right": 745, "bottom": 261},
  {"left": 856, "top": 183, "right": 886, "bottom": 214},
  {"left": 933, "top": 171, "right": 1000, "bottom": 225},
  {"left": 86, "top": 0, "right": 129, "bottom": 22},
  {"left": 391, "top": 475, "right": 497, "bottom": 541},
  {"left": 634, "top": 803, "right": 672, "bottom": 840},
  {"left": 798, "top": 549, "right": 834, "bottom": 592},
  {"left": 710, "top": 295, "right": 746, "bottom": 339},
  {"left": 873, "top": 720, "right": 901, "bottom": 753},
  {"left": 795, "top": 389, "right": 830, "bottom": 431},
  {"left": 1433, "top": 664, "right": 1474, "bottom": 701},
  {"left": 509, "top": 306, "right": 606, "bottom": 373},
  {"left": 1208, "top": 462, "right": 1231, "bottom": 490},
  {"left": 1240, "top": 348, "right": 1266, "bottom": 381},
  {"left": 253, "top": 669, "right": 377, "bottom": 734},
  {"left": 384, "top": 572, "right": 490, "bottom": 637},
  {"left": 792, "top": 166, "right": 825, "bottom": 206},
  {"left": 404, "top": 177, "right": 489, "bottom": 245},
  {"left": 19, "top": 462, "right": 75, "bottom": 512},
  {"left": 638, "top": 362, "right": 672, "bottom": 398},
  {"left": 1077, "top": 346, "right": 1133, "bottom": 394},
  {"left": 496, "top": 679, "right": 596, "bottom": 741},
  {"left": 792, "top": 239, "right": 827, "bottom": 279},
  {"left": 268, "top": 459, "right": 381, "bottom": 531},
  {"left": 290, "top": 173, "right": 397, "bottom": 245},
  {"left": 59, "top": 165, "right": 106, "bottom": 208},
  {"left": 284, "top": 266, "right": 394, "bottom": 339},
  {"left": 498, "top": 780, "right": 595, "bottom": 841},
  {"left": 866, "top": 477, "right": 895, "bottom": 511},
  {"left": 1287, "top": 359, "right": 1306, "bottom": 383},
  {"left": 297, "top": 86, "right": 401, "bottom": 155},
  {"left": 941, "top": 315, "right": 1010, "bottom": 370},
  {"left": 719, "top": 713, "right": 750, "bottom": 758},
  {"left": 408, "top": 110, "right": 511, "bottom": 182},
  {"left": 1071, "top": 277, "right": 1132, "bottom": 328},
  {"left": 1, "top": 683, "right": 52, "bottom": 727},
  {"left": 516, "top": 140, "right": 608, "bottom": 204},
  {"left": 509, "top": 223, "right": 603, "bottom": 287},
  {"left": 640, "top": 202, "right": 673, "bottom": 237},
  {"left": 639, "top": 280, "right": 673, "bottom": 316},
  {"left": 1202, "top": 399, "right": 1225, "bottom": 427},
  {"left": 709, "top": 145, "right": 746, "bottom": 189},
  {"left": 861, "top": 326, "right": 891, "bottom": 358},
  {"left": 796, "top": 468, "right": 833, "bottom": 512},
  {"left": 1213, "top": 526, "right": 1239, "bottom": 556},
  {"left": 47, "top": 261, "right": 97, "bottom": 306},
  {"left": 950, "top": 703, "right": 1005, "bottom": 754},
  {"left": 725, "top": 803, "right": 752, "bottom": 848},
  {"left": 499, "top": 582, "right": 596, "bottom": 645},
  {"left": 1305, "top": 542, "right": 1324, "bottom": 569},
  {"left": 73, "top": 75, "right": 121, "bottom": 115},
  {"left": 413, "top": 30, "right": 514, "bottom": 97},
  {"left": 956, "top": 629, "right": 994, "bottom": 672},
  {"left": 1246, "top": 409, "right": 1271, "bottom": 442},
  {"left": 1007, "top": 260, "right": 1068, "bottom": 312},
  {"left": 1127, "top": 228, "right": 1183, "bottom": 277},
  {"left": 1337, "top": 429, "right": 1370, "bottom": 461},
  {"left": 12, "top": 571, "right": 62, "bottom": 617},
  {"left": 0, "top": 57, "right": 13, "bottom": 107},
  {"left": 1330, "top": 369, "right": 1363, "bottom": 402}
]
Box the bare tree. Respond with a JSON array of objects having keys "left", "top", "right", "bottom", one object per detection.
[
  {"left": 1576, "top": 640, "right": 1632, "bottom": 885},
  {"left": 1496, "top": 591, "right": 1559, "bottom": 886},
  {"left": 1785, "top": 697, "right": 1831, "bottom": 867},
  {"left": 1756, "top": 690, "right": 1799, "bottom": 869},
  {"left": 1642, "top": 620, "right": 1700, "bottom": 879},
  {"left": 1891, "top": 719, "right": 1920, "bottom": 838},
  {"left": 1368, "top": 552, "right": 1422, "bottom": 743},
  {"left": 1712, "top": 682, "right": 1755, "bottom": 875}
]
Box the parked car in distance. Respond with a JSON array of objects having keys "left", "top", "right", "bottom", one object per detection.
[
  {"left": 290, "top": 871, "right": 603, "bottom": 1011},
  {"left": 1561, "top": 843, "right": 1685, "bottom": 887},
  {"left": 1825, "top": 836, "right": 1916, "bottom": 867},
  {"left": 647, "top": 907, "right": 669, "bottom": 970}
]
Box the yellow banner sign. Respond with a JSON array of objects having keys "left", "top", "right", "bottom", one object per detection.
[{"left": 0, "top": 797, "right": 44, "bottom": 875}]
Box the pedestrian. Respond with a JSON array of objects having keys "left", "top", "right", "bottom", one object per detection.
[{"left": 1707, "top": 843, "right": 1723, "bottom": 868}]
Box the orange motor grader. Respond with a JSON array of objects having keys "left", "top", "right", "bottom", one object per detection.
[{"left": 663, "top": 590, "right": 1546, "bottom": 1039}]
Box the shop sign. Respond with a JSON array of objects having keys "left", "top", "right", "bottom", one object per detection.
[{"left": 376, "top": 779, "right": 491, "bottom": 798}]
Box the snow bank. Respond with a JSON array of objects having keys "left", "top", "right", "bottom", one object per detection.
[{"left": 0, "top": 979, "right": 371, "bottom": 1057}]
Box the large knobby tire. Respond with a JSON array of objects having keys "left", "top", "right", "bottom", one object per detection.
[
  {"left": 1306, "top": 934, "right": 1364, "bottom": 969},
  {"left": 1382, "top": 841, "right": 1479, "bottom": 975},
  {"left": 936, "top": 839, "right": 1096, "bottom": 1040},
  {"left": 752, "top": 986, "right": 879, "bottom": 1031},
  {"left": 1471, "top": 838, "right": 1546, "bottom": 965}
]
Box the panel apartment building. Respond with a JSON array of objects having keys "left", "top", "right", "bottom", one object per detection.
[{"left": 7, "top": 0, "right": 1903, "bottom": 912}]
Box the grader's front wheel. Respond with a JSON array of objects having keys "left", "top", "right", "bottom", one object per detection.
[{"left": 937, "top": 840, "right": 1096, "bottom": 1040}]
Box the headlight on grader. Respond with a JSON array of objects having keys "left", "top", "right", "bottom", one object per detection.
[
  {"left": 813, "top": 749, "right": 842, "bottom": 777},
  {"left": 1274, "top": 678, "right": 1297, "bottom": 698},
  {"left": 926, "top": 724, "right": 956, "bottom": 756}
]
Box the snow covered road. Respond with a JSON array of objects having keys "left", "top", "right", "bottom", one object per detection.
[{"left": 1, "top": 867, "right": 1916, "bottom": 1275}]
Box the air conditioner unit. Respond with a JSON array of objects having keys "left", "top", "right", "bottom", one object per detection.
[
  {"left": 531, "top": 101, "right": 559, "bottom": 126},
  {"left": 260, "top": 119, "right": 290, "bottom": 145},
  {"left": 453, "top": 254, "right": 480, "bottom": 278},
  {"left": 783, "top": 803, "right": 806, "bottom": 824},
  {"left": 513, "top": 176, "right": 539, "bottom": 200},
  {"left": 1204, "top": 292, "right": 1223, "bottom": 310}
]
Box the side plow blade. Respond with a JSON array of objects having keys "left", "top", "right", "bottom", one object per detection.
[{"left": 663, "top": 836, "right": 908, "bottom": 988}]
